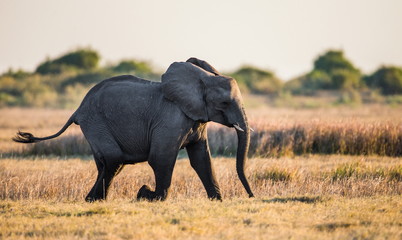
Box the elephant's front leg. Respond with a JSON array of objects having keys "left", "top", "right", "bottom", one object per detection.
[
  {"left": 137, "top": 145, "right": 178, "bottom": 201},
  {"left": 186, "top": 139, "right": 222, "bottom": 200},
  {"left": 136, "top": 162, "right": 176, "bottom": 201}
]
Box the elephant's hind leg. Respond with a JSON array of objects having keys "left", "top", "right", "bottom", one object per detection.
[
  {"left": 85, "top": 158, "right": 123, "bottom": 202},
  {"left": 81, "top": 122, "right": 124, "bottom": 202},
  {"left": 85, "top": 157, "right": 104, "bottom": 202}
]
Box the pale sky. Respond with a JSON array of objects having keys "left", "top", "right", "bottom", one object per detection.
[{"left": 1, "top": 0, "right": 401, "bottom": 80}]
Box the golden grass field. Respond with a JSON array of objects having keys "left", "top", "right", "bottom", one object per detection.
[{"left": 0, "top": 105, "right": 401, "bottom": 239}]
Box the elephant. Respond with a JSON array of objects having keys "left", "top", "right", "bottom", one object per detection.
[{"left": 13, "top": 57, "right": 254, "bottom": 202}]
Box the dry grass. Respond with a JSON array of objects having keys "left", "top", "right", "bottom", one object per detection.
[
  {"left": 0, "top": 157, "right": 401, "bottom": 239},
  {"left": 1, "top": 156, "right": 400, "bottom": 201},
  {"left": 1, "top": 196, "right": 401, "bottom": 240}
]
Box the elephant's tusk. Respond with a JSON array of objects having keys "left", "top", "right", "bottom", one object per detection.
[
  {"left": 233, "top": 124, "right": 244, "bottom": 132},
  {"left": 249, "top": 127, "right": 254, "bottom": 132}
]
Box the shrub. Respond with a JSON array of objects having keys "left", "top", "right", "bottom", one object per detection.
[
  {"left": 35, "top": 60, "right": 78, "bottom": 75},
  {"left": 365, "top": 66, "right": 402, "bottom": 95},
  {"left": 112, "top": 60, "right": 153, "bottom": 75},
  {"left": 303, "top": 70, "right": 332, "bottom": 90},
  {"left": 314, "top": 50, "right": 359, "bottom": 75},
  {"left": 331, "top": 69, "right": 361, "bottom": 90},
  {"left": 386, "top": 95, "right": 402, "bottom": 105},
  {"left": 289, "top": 50, "right": 363, "bottom": 94},
  {"left": 21, "top": 75, "right": 58, "bottom": 107},
  {"left": 0, "top": 76, "right": 22, "bottom": 97},
  {"left": 60, "top": 69, "right": 115, "bottom": 89},
  {"left": 0, "top": 92, "right": 19, "bottom": 107},
  {"left": 337, "top": 89, "right": 362, "bottom": 105},
  {"left": 54, "top": 49, "right": 99, "bottom": 69},
  {"left": 1, "top": 68, "right": 31, "bottom": 79},
  {"left": 59, "top": 83, "right": 91, "bottom": 109},
  {"left": 36, "top": 48, "right": 100, "bottom": 75},
  {"left": 232, "top": 66, "right": 282, "bottom": 94}
]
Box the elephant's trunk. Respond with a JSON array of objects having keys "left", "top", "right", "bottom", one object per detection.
[{"left": 234, "top": 107, "right": 254, "bottom": 198}]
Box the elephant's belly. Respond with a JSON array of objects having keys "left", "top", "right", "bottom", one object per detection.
[
  {"left": 110, "top": 127, "right": 151, "bottom": 162},
  {"left": 121, "top": 152, "right": 149, "bottom": 164},
  {"left": 117, "top": 137, "right": 150, "bottom": 164}
]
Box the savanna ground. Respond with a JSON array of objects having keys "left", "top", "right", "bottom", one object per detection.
[{"left": 0, "top": 100, "right": 401, "bottom": 239}]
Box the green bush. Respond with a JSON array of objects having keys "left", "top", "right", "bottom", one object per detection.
[
  {"left": 0, "top": 92, "right": 19, "bottom": 107},
  {"left": 304, "top": 70, "right": 332, "bottom": 90},
  {"left": 232, "top": 66, "right": 282, "bottom": 94},
  {"left": 21, "top": 75, "right": 58, "bottom": 107},
  {"left": 331, "top": 69, "right": 361, "bottom": 90},
  {"left": 365, "top": 66, "right": 402, "bottom": 95},
  {"left": 0, "top": 75, "right": 25, "bottom": 106},
  {"left": 112, "top": 60, "right": 153, "bottom": 75},
  {"left": 35, "top": 60, "right": 78, "bottom": 75},
  {"left": 286, "top": 70, "right": 332, "bottom": 94},
  {"left": 36, "top": 49, "right": 100, "bottom": 75},
  {"left": 385, "top": 95, "right": 402, "bottom": 105},
  {"left": 59, "top": 83, "right": 91, "bottom": 109},
  {"left": 60, "top": 69, "right": 115, "bottom": 89},
  {"left": 314, "top": 50, "right": 360, "bottom": 75},
  {"left": 1, "top": 69, "right": 31, "bottom": 79},
  {"left": 288, "top": 50, "right": 363, "bottom": 94},
  {"left": 54, "top": 49, "right": 99, "bottom": 69},
  {"left": 337, "top": 89, "right": 362, "bottom": 105}
]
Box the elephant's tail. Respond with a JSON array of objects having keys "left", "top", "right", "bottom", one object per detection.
[{"left": 12, "top": 114, "right": 76, "bottom": 143}]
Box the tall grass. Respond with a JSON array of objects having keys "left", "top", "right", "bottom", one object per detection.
[
  {"left": 5, "top": 118, "right": 402, "bottom": 158},
  {"left": 2, "top": 106, "right": 402, "bottom": 157},
  {"left": 209, "top": 121, "right": 402, "bottom": 157},
  {"left": 4, "top": 122, "right": 402, "bottom": 157}
]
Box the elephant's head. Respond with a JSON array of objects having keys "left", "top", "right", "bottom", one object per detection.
[{"left": 161, "top": 58, "right": 254, "bottom": 197}]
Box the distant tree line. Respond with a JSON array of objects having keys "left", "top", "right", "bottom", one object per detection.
[
  {"left": 1, "top": 48, "right": 402, "bottom": 108},
  {"left": 284, "top": 50, "right": 402, "bottom": 96},
  {"left": 0, "top": 48, "right": 160, "bottom": 108}
]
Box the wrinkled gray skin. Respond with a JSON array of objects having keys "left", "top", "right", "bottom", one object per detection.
[{"left": 13, "top": 58, "right": 254, "bottom": 202}]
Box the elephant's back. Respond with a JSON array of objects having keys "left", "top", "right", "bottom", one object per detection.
[
  {"left": 75, "top": 75, "right": 162, "bottom": 124},
  {"left": 81, "top": 75, "right": 159, "bottom": 102}
]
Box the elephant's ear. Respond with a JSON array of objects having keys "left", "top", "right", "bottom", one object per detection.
[
  {"left": 186, "top": 57, "right": 220, "bottom": 76},
  {"left": 161, "top": 62, "right": 210, "bottom": 122}
]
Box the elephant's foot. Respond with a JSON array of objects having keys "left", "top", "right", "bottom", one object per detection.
[
  {"left": 208, "top": 193, "right": 223, "bottom": 201},
  {"left": 137, "top": 185, "right": 156, "bottom": 201},
  {"left": 136, "top": 185, "right": 166, "bottom": 201},
  {"left": 85, "top": 194, "right": 105, "bottom": 203}
]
